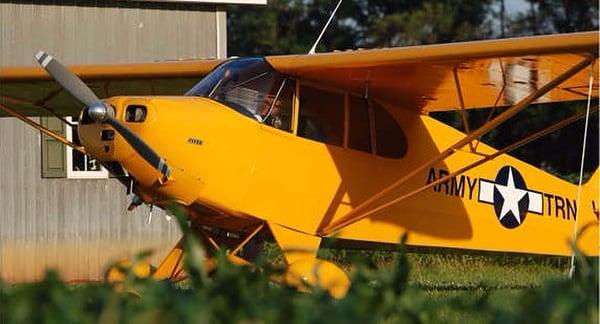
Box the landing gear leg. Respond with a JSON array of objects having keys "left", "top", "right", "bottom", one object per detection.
[
  {"left": 152, "top": 238, "right": 186, "bottom": 281},
  {"left": 152, "top": 224, "right": 253, "bottom": 281}
]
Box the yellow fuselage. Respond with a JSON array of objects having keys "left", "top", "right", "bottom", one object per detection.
[{"left": 78, "top": 95, "right": 598, "bottom": 257}]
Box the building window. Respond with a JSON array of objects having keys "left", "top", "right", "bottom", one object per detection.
[
  {"left": 41, "top": 117, "right": 67, "bottom": 178},
  {"left": 65, "top": 117, "right": 108, "bottom": 179},
  {"left": 39, "top": 116, "right": 108, "bottom": 179}
]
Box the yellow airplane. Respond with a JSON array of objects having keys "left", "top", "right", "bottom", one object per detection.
[{"left": 1, "top": 31, "right": 598, "bottom": 297}]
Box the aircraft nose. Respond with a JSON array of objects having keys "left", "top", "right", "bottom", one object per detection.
[
  {"left": 79, "top": 106, "right": 118, "bottom": 149},
  {"left": 77, "top": 99, "right": 135, "bottom": 163},
  {"left": 77, "top": 97, "right": 170, "bottom": 181}
]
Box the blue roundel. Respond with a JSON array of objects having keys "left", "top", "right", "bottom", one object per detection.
[{"left": 492, "top": 166, "right": 529, "bottom": 229}]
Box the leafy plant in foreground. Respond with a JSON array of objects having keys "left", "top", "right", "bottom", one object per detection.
[{"left": 1, "top": 206, "right": 597, "bottom": 323}]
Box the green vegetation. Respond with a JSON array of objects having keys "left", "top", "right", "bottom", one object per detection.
[
  {"left": 2, "top": 208, "right": 598, "bottom": 323},
  {"left": 227, "top": 1, "right": 598, "bottom": 56},
  {"left": 2, "top": 245, "right": 597, "bottom": 323}
]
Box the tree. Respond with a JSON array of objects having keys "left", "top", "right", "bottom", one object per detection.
[
  {"left": 227, "top": 0, "right": 494, "bottom": 55},
  {"left": 366, "top": 1, "right": 493, "bottom": 46},
  {"left": 507, "top": 0, "right": 599, "bottom": 36},
  {"left": 227, "top": 0, "right": 364, "bottom": 56}
]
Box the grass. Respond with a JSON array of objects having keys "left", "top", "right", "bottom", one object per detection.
[
  {"left": 406, "top": 253, "right": 565, "bottom": 288},
  {"left": 314, "top": 243, "right": 569, "bottom": 288},
  {"left": 255, "top": 239, "right": 595, "bottom": 323}
]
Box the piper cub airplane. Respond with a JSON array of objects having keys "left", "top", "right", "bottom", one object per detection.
[{"left": 1, "top": 31, "right": 598, "bottom": 297}]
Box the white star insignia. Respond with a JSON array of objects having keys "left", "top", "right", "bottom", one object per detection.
[{"left": 495, "top": 167, "right": 528, "bottom": 224}]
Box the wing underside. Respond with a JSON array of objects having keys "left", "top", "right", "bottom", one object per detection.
[
  {"left": 0, "top": 60, "right": 221, "bottom": 117},
  {"left": 267, "top": 31, "right": 599, "bottom": 113}
]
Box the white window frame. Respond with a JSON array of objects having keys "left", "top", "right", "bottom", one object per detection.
[{"left": 65, "top": 117, "right": 109, "bottom": 179}]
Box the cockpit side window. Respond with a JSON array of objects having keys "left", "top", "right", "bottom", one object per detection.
[
  {"left": 297, "top": 85, "right": 344, "bottom": 146},
  {"left": 372, "top": 102, "right": 407, "bottom": 158},
  {"left": 348, "top": 95, "right": 372, "bottom": 154}
]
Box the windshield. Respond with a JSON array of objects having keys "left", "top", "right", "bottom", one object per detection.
[{"left": 186, "top": 58, "right": 285, "bottom": 121}]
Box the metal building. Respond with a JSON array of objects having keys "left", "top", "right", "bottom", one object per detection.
[{"left": 0, "top": 0, "right": 249, "bottom": 282}]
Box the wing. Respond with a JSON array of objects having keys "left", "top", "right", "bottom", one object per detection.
[
  {"left": 267, "top": 31, "right": 599, "bottom": 113},
  {"left": 0, "top": 59, "right": 222, "bottom": 117}
]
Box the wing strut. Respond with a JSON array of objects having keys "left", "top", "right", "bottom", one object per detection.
[
  {"left": 452, "top": 65, "right": 471, "bottom": 136},
  {"left": 2, "top": 95, "right": 77, "bottom": 127},
  {"left": 319, "top": 55, "right": 597, "bottom": 236},
  {"left": 0, "top": 102, "right": 85, "bottom": 154},
  {"left": 473, "top": 59, "right": 508, "bottom": 152}
]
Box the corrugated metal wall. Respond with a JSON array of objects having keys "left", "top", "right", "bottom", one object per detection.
[
  {"left": 0, "top": 1, "right": 227, "bottom": 282},
  {"left": 0, "top": 1, "right": 227, "bottom": 66}
]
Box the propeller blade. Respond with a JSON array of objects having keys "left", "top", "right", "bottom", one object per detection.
[
  {"left": 104, "top": 116, "right": 171, "bottom": 178},
  {"left": 35, "top": 51, "right": 171, "bottom": 179},
  {"left": 35, "top": 51, "right": 101, "bottom": 107}
]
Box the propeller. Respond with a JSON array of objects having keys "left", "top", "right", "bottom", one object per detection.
[{"left": 35, "top": 51, "right": 171, "bottom": 178}]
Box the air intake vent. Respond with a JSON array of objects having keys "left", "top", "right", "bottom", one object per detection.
[{"left": 125, "top": 105, "right": 147, "bottom": 123}]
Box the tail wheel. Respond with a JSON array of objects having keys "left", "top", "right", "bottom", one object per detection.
[{"left": 284, "top": 258, "right": 350, "bottom": 299}]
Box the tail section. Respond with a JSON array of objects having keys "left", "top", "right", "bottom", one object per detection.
[
  {"left": 583, "top": 168, "right": 599, "bottom": 201},
  {"left": 581, "top": 167, "right": 599, "bottom": 222}
]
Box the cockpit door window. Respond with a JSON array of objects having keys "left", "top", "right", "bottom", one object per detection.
[{"left": 297, "top": 85, "right": 344, "bottom": 146}]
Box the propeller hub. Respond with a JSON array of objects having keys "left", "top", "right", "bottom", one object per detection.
[{"left": 88, "top": 103, "right": 108, "bottom": 122}]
